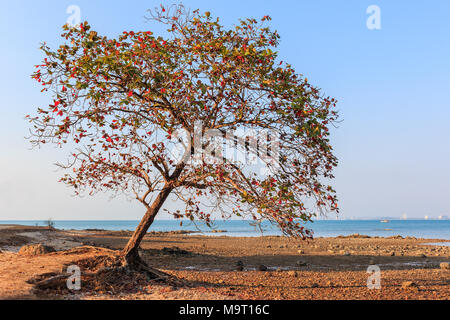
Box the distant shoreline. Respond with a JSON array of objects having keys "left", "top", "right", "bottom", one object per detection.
[
  {"left": 1, "top": 224, "right": 450, "bottom": 244},
  {"left": 1, "top": 219, "right": 449, "bottom": 240}
]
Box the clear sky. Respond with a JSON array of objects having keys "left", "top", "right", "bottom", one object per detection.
[{"left": 0, "top": 0, "right": 449, "bottom": 220}]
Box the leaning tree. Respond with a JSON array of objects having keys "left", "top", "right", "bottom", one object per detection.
[{"left": 28, "top": 5, "right": 339, "bottom": 274}]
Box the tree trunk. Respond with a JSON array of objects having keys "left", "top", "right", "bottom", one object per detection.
[{"left": 122, "top": 184, "right": 173, "bottom": 269}]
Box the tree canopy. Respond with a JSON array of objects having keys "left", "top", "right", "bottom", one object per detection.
[{"left": 29, "top": 5, "right": 339, "bottom": 241}]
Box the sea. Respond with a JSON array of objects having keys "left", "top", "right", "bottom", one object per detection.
[{"left": 0, "top": 219, "right": 449, "bottom": 240}]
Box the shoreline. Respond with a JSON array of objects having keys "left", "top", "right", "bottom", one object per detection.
[
  {"left": 1, "top": 222, "right": 449, "bottom": 241},
  {"left": 0, "top": 224, "right": 449, "bottom": 299}
]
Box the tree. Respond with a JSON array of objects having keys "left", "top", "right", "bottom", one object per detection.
[{"left": 28, "top": 5, "right": 339, "bottom": 274}]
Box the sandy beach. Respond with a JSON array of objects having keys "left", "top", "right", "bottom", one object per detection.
[{"left": 0, "top": 225, "right": 448, "bottom": 300}]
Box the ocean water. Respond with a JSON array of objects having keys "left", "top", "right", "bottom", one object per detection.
[{"left": 0, "top": 219, "right": 449, "bottom": 240}]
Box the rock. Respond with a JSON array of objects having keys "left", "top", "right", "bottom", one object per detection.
[
  {"left": 218, "top": 279, "right": 224, "bottom": 284},
  {"left": 161, "top": 247, "right": 189, "bottom": 255},
  {"left": 297, "top": 249, "right": 304, "bottom": 254},
  {"left": 419, "top": 254, "right": 427, "bottom": 258},
  {"left": 236, "top": 265, "right": 244, "bottom": 271},
  {"left": 401, "top": 281, "right": 418, "bottom": 289},
  {"left": 311, "top": 283, "right": 319, "bottom": 288},
  {"left": 296, "top": 260, "right": 307, "bottom": 267},
  {"left": 287, "top": 270, "right": 298, "bottom": 277},
  {"left": 336, "top": 233, "right": 371, "bottom": 239},
  {"left": 266, "top": 245, "right": 272, "bottom": 248},
  {"left": 18, "top": 244, "right": 55, "bottom": 256},
  {"left": 326, "top": 281, "right": 334, "bottom": 287},
  {"left": 258, "top": 264, "right": 268, "bottom": 271},
  {"left": 279, "top": 245, "right": 284, "bottom": 248},
  {"left": 439, "top": 262, "right": 450, "bottom": 270},
  {"left": 388, "top": 235, "right": 404, "bottom": 239},
  {"left": 343, "top": 252, "right": 351, "bottom": 256},
  {"left": 390, "top": 252, "right": 396, "bottom": 256},
  {"left": 236, "top": 260, "right": 244, "bottom": 271}
]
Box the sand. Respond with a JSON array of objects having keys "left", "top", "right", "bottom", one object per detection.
[{"left": 0, "top": 225, "right": 448, "bottom": 300}]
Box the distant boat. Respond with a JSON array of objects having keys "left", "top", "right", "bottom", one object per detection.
[{"left": 380, "top": 219, "right": 389, "bottom": 223}]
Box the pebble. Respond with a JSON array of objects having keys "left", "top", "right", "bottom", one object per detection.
[
  {"left": 258, "top": 264, "right": 268, "bottom": 271},
  {"left": 287, "top": 271, "right": 298, "bottom": 277},
  {"left": 296, "top": 260, "right": 307, "bottom": 267},
  {"left": 401, "top": 281, "right": 418, "bottom": 289},
  {"left": 439, "top": 262, "right": 449, "bottom": 270}
]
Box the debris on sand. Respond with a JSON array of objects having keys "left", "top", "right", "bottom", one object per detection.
[
  {"left": 18, "top": 244, "right": 56, "bottom": 256},
  {"left": 336, "top": 234, "right": 371, "bottom": 239}
]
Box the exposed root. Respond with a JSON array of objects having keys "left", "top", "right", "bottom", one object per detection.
[
  {"left": 121, "top": 251, "right": 185, "bottom": 286},
  {"left": 29, "top": 247, "right": 185, "bottom": 297}
]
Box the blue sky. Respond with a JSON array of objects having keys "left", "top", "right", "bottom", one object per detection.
[{"left": 0, "top": 0, "right": 449, "bottom": 220}]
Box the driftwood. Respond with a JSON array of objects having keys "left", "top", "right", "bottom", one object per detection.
[{"left": 33, "top": 274, "right": 69, "bottom": 290}]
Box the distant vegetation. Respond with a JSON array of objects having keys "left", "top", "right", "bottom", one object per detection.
[{"left": 44, "top": 218, "right": 55, "bottom": 229}]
